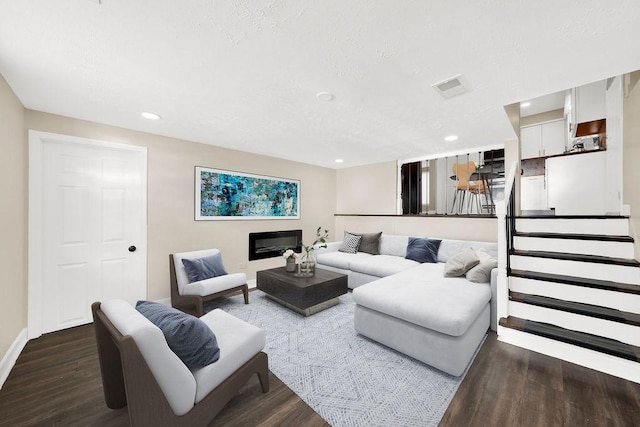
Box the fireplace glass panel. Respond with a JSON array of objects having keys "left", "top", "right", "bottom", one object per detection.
[{"left": 249, "top": 230, "right": 302, "bottom": 260}]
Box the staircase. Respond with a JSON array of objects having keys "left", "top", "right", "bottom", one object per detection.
[{"left": 497, "top": 215, "right": 640, "bottom": 383}]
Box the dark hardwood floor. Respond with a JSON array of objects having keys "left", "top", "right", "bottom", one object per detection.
[
  {"left": 1, "top": 324, "right": 639, "bottom": 426},
  {"left": 0, "top": 324, "right": 328, "bottom": 427},
  {"left": 440, "top": 332, "right": 640, "bottom": 426}
]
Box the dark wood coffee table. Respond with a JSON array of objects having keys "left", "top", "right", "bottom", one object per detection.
[{"left": 256, "top": 267, "right": 348, "bottom": 316}]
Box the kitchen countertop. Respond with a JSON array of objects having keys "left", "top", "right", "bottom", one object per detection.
[
  {"left": 525, "top": 147, "right": 606, "bottom": 161},
  {"left": 547, "top": 147, "right": 606, "bottom": 159}
]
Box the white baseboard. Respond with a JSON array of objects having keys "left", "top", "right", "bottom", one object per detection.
[
  {"left": 248, "top": 279, "right": 257, "bottom": 289},
  {"left": 0, "top": 328, "right": 28, "bottom": 390}
]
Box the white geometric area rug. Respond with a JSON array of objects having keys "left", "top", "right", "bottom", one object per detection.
[{"left": 206, "top": 290, "right": 479, "bottom": 427}]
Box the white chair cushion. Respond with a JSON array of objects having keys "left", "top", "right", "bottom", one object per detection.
[
  {"left": 192, "top": 309, "right": 266, "bottom": 403},
  {"left": 173, "top": 249, "right": 246, "bottom": 295},
  {"left": 101, "top": 300, "right": 197, "bottom": 416},
  {"left": 181, "top": 273, "right": 247, "bottom": 297}
]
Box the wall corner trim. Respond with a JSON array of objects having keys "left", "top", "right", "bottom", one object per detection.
[{"left": 0, "top": 328, "right": 28, "bottom": 390}]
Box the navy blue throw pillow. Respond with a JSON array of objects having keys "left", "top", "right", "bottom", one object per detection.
[
  {"left": 182, "top": 253, "right": 228, "bottom": 283},
  {"left": 405, "top": 237, "right": 442, "bottom": 263},
  {"left": 136, "top": 301, "right": 220, "bottom": 369}
]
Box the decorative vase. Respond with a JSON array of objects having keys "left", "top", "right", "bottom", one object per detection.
[
  {"left": 298, "top": 250, "right": 315, "bottom": 276},
  {"left": 285, "top": 257, "right": 296, "bottom": 272}
]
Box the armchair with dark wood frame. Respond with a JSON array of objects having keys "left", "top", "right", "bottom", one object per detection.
[
  {"left": 92, "top": 300, "right": 269, "bottom": 426},
  {"left": 170, "top": 249, "right": 249, "bottom": 317}
]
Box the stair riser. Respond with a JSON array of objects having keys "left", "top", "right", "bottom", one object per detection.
[
  {"left": 508, "top": 301, "right": 640, "bottom": 346},
  {"left": 497, "top": 327, "right": 640, "bottom": 384},
  {"left": 515, "top": 218, "right": 629, "bottom": 236},
  {"left": 510, "top": 255, "right": 640, "bottom": 285},
  {"left": 510, "top": 276, "right": 640, "bottom": 314},
  {"left": 513, "top": 236, "right": 634, "bottom": 259}
]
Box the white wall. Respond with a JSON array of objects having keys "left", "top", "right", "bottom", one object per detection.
[
  {"left": 335, "top": 215, "right": 497, "bottom": 243},
  {"left": 0, "top": 73, "right": 26, "bottom": 363},
  {"left": 623, "top": 71, "right": 640, "bottom": 257},
  {"left": 504, "top": 103, "right": 521, "bottom": 214},
  {"left": 336, "top": 161, "right": 397, "bottom": 214}
]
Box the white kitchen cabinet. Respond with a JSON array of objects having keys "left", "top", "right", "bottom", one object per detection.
[
  {"left": 520, "top": 175, "right": 547, "bottom": 211},
  {"left": 546, "top": 151, "right": 606, "bottom": 215},
  {"left": 520, "top": 125, "right": 542, "bottom": 159},
  {"left": 541, "top": 119, "right": 566, "bottom": 157},
  {"left": 569, "top": 80, "right": 606, "bottom": 136},
  {"left": 575, "top": 80, "right": 606, "bottom": 123},
  {"left": 520, "top": 119, "right": 566, "bottom": 159}
]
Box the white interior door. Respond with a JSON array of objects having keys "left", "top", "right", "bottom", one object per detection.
[{"left": 29, "top": 131, "right": 147, "bottom": 337}]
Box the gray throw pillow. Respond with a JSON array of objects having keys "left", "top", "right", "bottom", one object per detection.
[
  {"left": 348, "top": 231, "right": 382, "bottom": 255},
  {"left": 339, "top": 232, "right": 362, "bottom": 254},
  {"left": 405, "top": 237, "right": 442, "bottom": 263},
  {"left": 182, "top": 253, "right": 228, "bottom": 283},
  {"left": 136, "top": 301, "right": 220, "bottom": 369},
  {"left": 444, "top": 248, "right": 480, "bottom": 277},
  {"left": 466, "top": 248, "right": 498, "bottom": 283},
  {"left": 466, "top": 259, "right": 498, "bottom": 283}
]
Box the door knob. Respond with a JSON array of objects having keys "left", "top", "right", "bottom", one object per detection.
[{"left": 128, "top": 246, "right": 137, "bottom": 252}]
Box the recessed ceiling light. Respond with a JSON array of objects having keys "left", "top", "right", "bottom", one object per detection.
[
  {"left": 316, "top": 92, "right": 334, "bottom": 102},
  {"left": 141, "top": 112, "right": 161, "bottom": 120},
  {"left": 335, "top": 159, "right": 344, "bottom": 163},
  {"left": 444, "top": 135, "right": 458, "bottom": 142},
  {"left": 520, "top": 102, "right": 531, "bottom": 108}
]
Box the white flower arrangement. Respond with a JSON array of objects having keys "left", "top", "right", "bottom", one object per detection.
[{"left": 282, "top": 249, "right": 296, "bottom": 260}]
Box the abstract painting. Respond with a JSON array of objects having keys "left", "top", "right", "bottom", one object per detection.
[{"left": 195, "top": 167, "right": 300, "bottom": 220}]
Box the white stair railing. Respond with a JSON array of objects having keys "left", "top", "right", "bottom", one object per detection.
[{"left": 496, "top": 161, "right": 518, "bottom": 325}]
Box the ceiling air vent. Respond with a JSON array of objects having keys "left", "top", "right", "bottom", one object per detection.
[{"left": 432, "top": 74, "right": 470, "bottom": 99}]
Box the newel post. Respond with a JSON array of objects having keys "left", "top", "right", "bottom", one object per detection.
[{"left": 495, "top": 200, "right": 509, "bottom": 324}]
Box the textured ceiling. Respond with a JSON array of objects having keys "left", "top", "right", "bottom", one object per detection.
[
  {"left": 1, "top": 0, "right": 639, "bottom": 168},
  {"left": 520, "top": 91, "right": 567, "bottom": 117}
]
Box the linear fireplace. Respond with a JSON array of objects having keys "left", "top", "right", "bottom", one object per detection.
[{"left": 248, "top": 230, "right": 302, "bottom": 261}]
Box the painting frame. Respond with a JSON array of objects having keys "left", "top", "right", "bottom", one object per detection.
[{"left": 195, "top": 166, "right": 300, "bottom": 220}]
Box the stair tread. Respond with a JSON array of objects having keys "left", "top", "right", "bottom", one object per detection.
[
  {"left": 509, "top": 291, "right": 640, "bottom": 326},
  {"left": 509, "top": 269, "right": 640, "bottom": 295},
  {"left": 511, "top": 249, "right": 640, "bottom": 267},
  {"left": 499, "top": 316, "right": 640, "bottom": 362},
  {"left": 514, "top": 231, "right": 634, "bottom": 243}
]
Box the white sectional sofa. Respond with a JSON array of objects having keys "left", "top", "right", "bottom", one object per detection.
[{"left": 315, "top": 234, "right": 498, "bottom": 376}]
